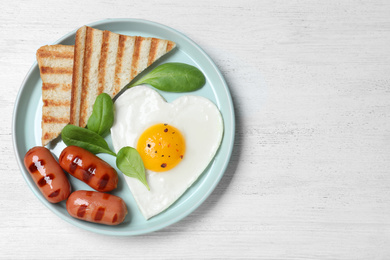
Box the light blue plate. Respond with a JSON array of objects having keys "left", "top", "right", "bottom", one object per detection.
[{"left": 12, "top": 18, "right": 235, "bottom": 236}]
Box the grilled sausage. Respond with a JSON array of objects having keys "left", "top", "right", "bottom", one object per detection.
[
  {"left": 59, "top": 146, "right": 118, "bottom": 192},
  {"left": 24, "top": 146, "right": 71, "bottom": 203},
  {"left": 66, "top": 190, "right": 127, "bottom": 225}
]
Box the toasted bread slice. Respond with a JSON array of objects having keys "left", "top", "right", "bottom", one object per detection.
[
  {"left": 36, "top": 45, "right": 74, "bottom": 146},
  {"left": 70, "top": 26, "right": 176, "bottom": 128}
]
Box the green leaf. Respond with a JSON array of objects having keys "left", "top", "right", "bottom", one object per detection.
[
  {"left": 87, "top": 93, "right": 114, "bottom": 136},
  {"left": 116, "top": 146, "right": 150, "bottom": 190},
  {"left": 61, "top": 124, "right": 116, "bottom": 156},
  {"left": 128, "top": 62, "right": 205, "bottom": 92}
]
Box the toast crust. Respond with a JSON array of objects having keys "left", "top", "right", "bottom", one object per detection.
[{"left": 69, "top": 25, "right": 87, "bottom": 126}]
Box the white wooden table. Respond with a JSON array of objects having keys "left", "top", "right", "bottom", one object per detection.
[{"left": 2, "top": 1, "right": 390, "bottom": 259}]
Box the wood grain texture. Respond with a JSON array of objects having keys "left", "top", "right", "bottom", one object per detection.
[{"left": 2, "top": 0, "right": 390, "bottom": 259}]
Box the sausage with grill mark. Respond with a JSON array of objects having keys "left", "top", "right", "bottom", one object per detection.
[
  {"left": 24, "top": 146, "right": 71, "bottom": 203},
  {"left": 59, "top": 146, "right": 118, "bottom": 192},
  {"left": 66, "top": 190, "right": 128, "bottom": 225}
]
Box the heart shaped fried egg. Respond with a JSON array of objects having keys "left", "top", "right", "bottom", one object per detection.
[{"left": 111, "top": 85, "right": 223, "bottom": 219}]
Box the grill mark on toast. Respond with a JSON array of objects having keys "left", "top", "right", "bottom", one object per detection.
[
  {"left": 70, "top": 26, "right": 87, "bottom": 126},
  {"left": 43, "top": 132, "right": 62, "bottom": 141},
  {"left": 37, "top": 50, "right": 74, "bottom": 59},
  {"left": 166, "top": 41, "right": 175, "bottom": 52},
  {"left": 42, "top": 83, "right": 71, "bottom": 91},
  {"left": 114, "top": 35, "right": 126, "bottom": 95},
  {"left": 148, "top": 38, "right": 158, "bottom": 66},
  {"left": 130, "top": 36, "right": 143, "bottom": 79},
  {"left": 42, "top": 116, "right": 69, "bottom": 123},
  {"left": 98, "top": 30, "right": 110, "bottom": 95},
  {"left": 43, "top": 99, "right": 71, "bottom": 107},
  {"left": 40, "top": 66, "right": 73, "bottom": 74}
]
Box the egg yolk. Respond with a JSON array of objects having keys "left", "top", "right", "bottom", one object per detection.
[{"left": 136, "top": 123, "right": 185, "bottom": 172}]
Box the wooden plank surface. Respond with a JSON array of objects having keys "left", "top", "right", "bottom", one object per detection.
[{"left": 1, "top": 0, "right": 390, "bottom": 259}]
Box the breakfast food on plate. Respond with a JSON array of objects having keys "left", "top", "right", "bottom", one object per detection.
[
  {"left": 66, "top": 190, "right": 128, "bottom": 225},
  {"left": 59, "top": 146, "right": 118, "bottom": 192},
  {"left": 110, "top": 85, "right": 224, "bottom": 219},
  {"left": 24, "top": 146, "right": 71, "bottom": 203},
  {"left": 31, "top": 24, "right": 222, "bottom": 223},
  {"left": 70, "top": 25, "right": 177, "bottom": 128},
  {"left": 36, "top": 45, "right": 74, "bottom": 146}
]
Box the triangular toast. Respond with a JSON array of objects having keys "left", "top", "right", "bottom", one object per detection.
[
  {"left": 69, "top": 26, "right": 176, "bottom": 128},
  {"left": 36, "top": 45, "right": 74, "bottom": 146}
]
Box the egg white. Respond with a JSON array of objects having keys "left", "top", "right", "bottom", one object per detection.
[{"left": 111, "top": 85, "right": 224, "bottom": 219}]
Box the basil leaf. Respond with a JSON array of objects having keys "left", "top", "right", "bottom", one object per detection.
[
  {"left": 129, "top": 62, "right": 205, "bottom": 92},
  {"left": 61, "top": 124, "right": 116, "bottom": 156},
  {"left": 116, "top": 146, "right": 150, "bottom": 190},
  {"left": 87, "top": 93, "right": 114, "bottom": 136}
]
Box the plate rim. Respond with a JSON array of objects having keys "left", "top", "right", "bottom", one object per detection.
[{"left": 12, "top": 18, "right": 235, "bottom": 236}]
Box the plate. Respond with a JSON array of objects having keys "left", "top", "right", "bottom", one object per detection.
[{"left": 12, "top": 18, "right": 235, "bottom": 236}]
